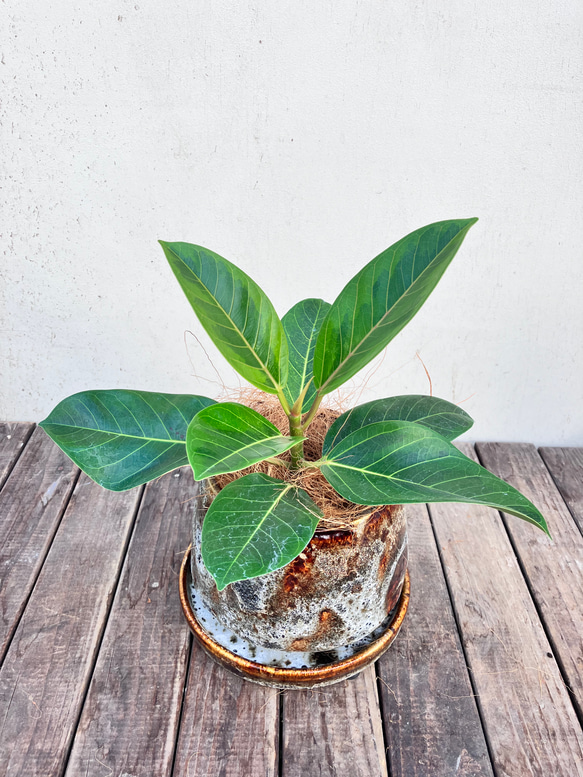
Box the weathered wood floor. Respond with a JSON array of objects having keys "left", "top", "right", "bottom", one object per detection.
[{"left": 0, "top": 424, "right": 582, "bottom": 776}]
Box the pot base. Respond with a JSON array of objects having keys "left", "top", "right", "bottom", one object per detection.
[{"left": 179, "top": 546, "right": 410, "bottom": 689}]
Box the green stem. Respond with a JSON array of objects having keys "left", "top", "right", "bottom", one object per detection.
[
  {"left": 277, "top": 389, "right": 291, "bottom": 416},
  {"left": 283, "top": 385, "right": 312, "bottom": 470},
  {"left": 288, "top": 407, "right": 305, "bottom": 469},
  {"left": 301, "top": 391, "right": 324, "bottom": 432}
]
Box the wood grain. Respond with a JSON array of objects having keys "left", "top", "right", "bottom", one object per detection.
[
  {"left": 0, "top": 474, "right": 141, "bottom": 777},
  {"left": 378, "top": 504, "right": 493, "bottom": 777},
  {"left": 64, "top": 467, "right": 195, "bottom": 777},
  {"left": 539, "top": 446, "right": 583, "bottom": 534},
  {"left": 0, "top": 422, "right": 34, "bottom": 492},
  {"left": 0, "top": 438, "right": 582, "bottom": 776},
  {"left": 282, "top": 665, "right": 388, "bottom": 777},
  {"left": 477, "top": 443, "right": 583, "bottom": 718},
  {"left": 0, "top": 428, "right": 78, "bottom": 663},
  {"left": 428, "top": 443, "right": 583, "bottom": 777},
  {"left": 172, "top": 642, "right": 279, "bottom": 777}
]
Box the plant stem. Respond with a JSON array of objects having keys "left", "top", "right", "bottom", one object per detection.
[
  {"left": 301, "top": 391, "right": 324, "bottom": 432},
  {"left": 277, "top": 389, "right": 291, "bottom": 416},
  {"left": 288, "top": 406, "right": 305, "bottom": 470},
  {"left": 284, "top": 386, "right": 314, "bottom": 470}
]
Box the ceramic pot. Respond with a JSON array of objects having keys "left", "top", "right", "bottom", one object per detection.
[{"left": 181, "top": 482, "right": 409, "bottom": 688}]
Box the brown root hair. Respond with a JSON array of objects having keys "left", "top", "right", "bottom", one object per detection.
[{"left": 211, "top": 389, "right": 369, "bottom": 530}]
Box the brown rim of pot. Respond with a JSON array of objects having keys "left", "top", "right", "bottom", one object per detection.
[{"left": 179, "top": 545, "right": 410, "bottom": 687}]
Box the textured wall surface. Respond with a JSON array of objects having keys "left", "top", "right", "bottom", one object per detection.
[{"left": 2, "top": 1, "right": 582, "bottom": 444}]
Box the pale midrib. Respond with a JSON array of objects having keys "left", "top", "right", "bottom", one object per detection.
[
  {"left": 324, "top": 409, "right": 464, "bottom": 454},
  {"left": 291, "top": 330, "right": 318, "bottom": 401},
  {"left": 220, "top": 484, "right": 294, "bottom": 583},
  {"left": 318, "top": 230, "right": 457, "bottom": 392},
  {"left": 327, "top": 459, "right": 539, "bottom": 522},
  {"left": 199, "top": 433, "right": 293, "bottom": 474},
  {"left": 98, "top": 445, "right": 182, "bottom": 485},
  {"left": 297, "top": 311, "right": 325, "bottom": 394},
  {"left": 283, "top": 303, "right": 328, "bottom": 404},
  {"left": 43, "top": 421, "right": 183, "bottom": 445},
  {"left": 324, "top": 459, "right": 514, "bottom": 497},
  {"left": 172, "top": 247, "right": 282, "bottom": 392}
]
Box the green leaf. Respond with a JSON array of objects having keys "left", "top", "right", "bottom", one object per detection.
[
  {"left": 160, "top": 241, "right": 288, "bottom": 395},
  {"left": 282, "top": 298, "right": 331, "bottom": 412},
  {"left": 187, "top": 402, "right": 299, "bottom": 480},
  {"left": 313, "top": 218, "right": 478, "bottom": 394},
  {"left": 39, "top": 390, "right": 215, "bottom": 491},
  {"left": 323, "top": 395, "right": 473, "bottom": 455},
  {"left": 201, "top": 473, "right": 322, "bottom": 590},
  {"left": 319, "top": 420, "right": 548, "bottom": 534}
]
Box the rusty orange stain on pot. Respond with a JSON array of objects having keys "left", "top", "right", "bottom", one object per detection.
[{"left": 180, "top": 545, "right": 411, "bottom": 689}]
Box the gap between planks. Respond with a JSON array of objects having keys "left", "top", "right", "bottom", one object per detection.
[
  {"left": 378, "top": 501, "right": 493, "bottom": 777},
  {"left": 476, "top": 442, "right": 583, "bottom": 724},
  {"left": 428, "top": 443, "right": 583, "bottom": 777},
  {"left": 281, "top": 665, "right": 388, "bottom": 777},
  {"left": 0, "top": 475, "right": 143, "bottom": 777},
  {"left": 0, "top": 422, "right": 35, "bottom": 493},
  {"left": 0, "top": 427, "right": 79, "bottom": 667},
  {"left": 539, "top": 446, "right": 583, "bottom": 537},
  {"left": 2, "top": 437, "right": 582, "bottom": 777},
  {"left": 64, "top": 468, "right": 195, "bottom": 777}
]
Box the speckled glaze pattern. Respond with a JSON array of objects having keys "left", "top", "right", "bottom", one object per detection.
[
  {"left": 191, "top": 483, "right": 408, "bottom": 652},
  {"left": 180, "top": 548, "right": 410, "bottom": 688}
]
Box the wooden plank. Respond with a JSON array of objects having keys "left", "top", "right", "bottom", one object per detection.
[
  {"left": 282, "top": 665, "right": 388, "bottom": 777},
  {"left": 0, "top": 428, "right": 78, "bottom": 663},
  {"left": 64, "top": 468, "right": 194, "bottom": 777},
  {"left": 0, "top": 475, "right": 141, "bottom": 777},
  {"left": 172, "top": 642, "right": 279, "bottom": 777},
  {"left": 428, "top": 443, "right": 583, "bottom": 777},
  {"left": 477, "top": 443, "right": 583, "bottom": 718},
  {"left": 377, "top": 504, "right": 493, "bottom": 777},
  {"left": 539, "top": 447, "right": 583, "bottom": 534},
  {"left": 0, "top": 422, "right": 34, "bottom": 491}
]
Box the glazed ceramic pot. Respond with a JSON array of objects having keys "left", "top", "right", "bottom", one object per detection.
[{"left": 180, "top": 482, "right": 409, "bottom": 688}]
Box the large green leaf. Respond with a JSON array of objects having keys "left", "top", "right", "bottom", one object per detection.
[
  {"left": 160, "top": 241, "right": 288, "bottom": 395},
  {"left": 312, "top": 218, "right": 478, "bottom": 394},
  {"left": 202, "top": 473, "right": 322, "bottom": 590},
  {"left": 187, "top": 402, "right": 299, "bottom": 480},
  {"left": 282, "top": 298, "right": 331, "bottom": 412},
  {"left": 39, "top": 389, "right": 215, "bottom": 491},
  {"left": 318, "top": 420, "right": 548, "bottom": 534},
  {"left": 323, "top": 395, "right": 473, "bottom": 455}
]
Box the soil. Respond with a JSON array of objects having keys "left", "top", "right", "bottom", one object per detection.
[{"left": 212, "top": 389, "right": 365, "bottom": 530}]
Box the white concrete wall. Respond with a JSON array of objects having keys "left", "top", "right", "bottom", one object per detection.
[{"left": 1, "top": 0, "right": 582, "bottom": 444}]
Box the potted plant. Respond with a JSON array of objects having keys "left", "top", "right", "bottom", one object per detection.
[{"left": 40, "top": 218, "right": 548, "bottom": 688}]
